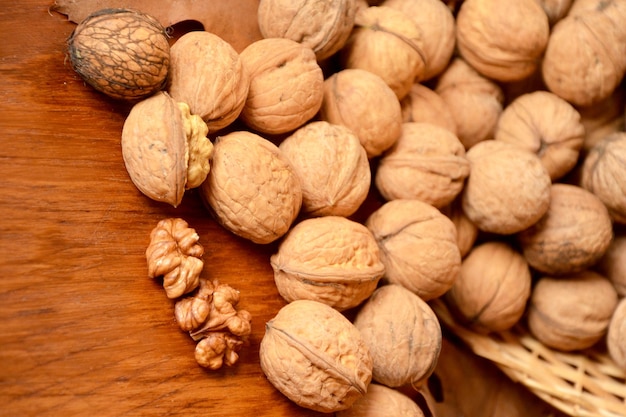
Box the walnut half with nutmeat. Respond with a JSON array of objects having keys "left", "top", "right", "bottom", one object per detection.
[{"left": 121, "top": 91, "right": 214, "bottom": 207}]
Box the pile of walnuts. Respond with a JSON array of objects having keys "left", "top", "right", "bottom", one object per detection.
[{"left": 68, "top": 0, "right": 626, "bottom": 415}]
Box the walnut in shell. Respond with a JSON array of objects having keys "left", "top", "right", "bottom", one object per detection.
[
  {"left": 541, "top": 0, "right": 626, "bottom": 106},
  {"left": 400, "top": 83, "right": 457, "bottom": 135},
  {"left": 435, "top": 58, "right": 504, "bottom": 149},
  {"left": 384, "top": 0, "right": 456, "bottom": 81},
  {"left": 278, "top": 121, "right": 370, "bottom": 217},
  {"left": 365, "top": 199, "right": 461, "bottom": 301},
  {"left": 518, "top": 183, "right": 614, "bottom": 275},
  {"left": 259, "top": 299, "right": 373, "bottom": 413},
  {"left": 200, "top": 131, "right": 302, "bottom": 244},
  {"left": 461, "top": 140, "right": 551, "bottom": 235},
  {"left": 336, "top": 383, "right": 425, "bottom": 417},
  {"left": 67, "top": 8, "right": 170, "bottom": 100},
  {"left": 270, "top": 216, "right": 385, "bottom": 311},
  {"left": 595, "top": 235, "right": 626, "bottom": 297},
  {"left": 239, "top": 38, "right": 324, "bottom": 135},
  {"left": 257, "top": 0, "right": 358, "bottom": 61},
  {"left": 581, "top": 132, "right": 626, "bottom": 224},
  {"left": 456, "top": 0, "right": 549, "bottom": 82},
  {"left": 167, "top": 31, "right": 250, "bottom": 132},
  {"left": 340, "top": 6, "right": 426, "bottom": 100},
  {"left": 527, "top": 270, "right": 618, "bottom": 351},
  {"left": 375, "top": 122, "right": 470, "bottom": 208},
  {"left": 495, "top": 90, "right": 585, "bottom": 181},
  {"left": 353, "top": 284, "right": 442, "bottom": 388},
  {"left": 145, "top": 218, "right": 204, "bottom": 299},
  {"left": 607, "top": 297, "right": 626, "bottom": 370},
  {"left": 320, "top": 68, "right": 402, "bottom": 158},
  {"left": 445, "top": 241, "right": 532, "bottom": 333},
  {"left": 121, "top": 91, "right": 213, "bottom": 207}
]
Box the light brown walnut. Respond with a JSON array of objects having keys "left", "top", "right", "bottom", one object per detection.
[
  {"left": 400, "top": 83, "right": 457, "bottom": 135},
  {"left": 239, "top": 38, "right": 324, "bottom": 135},
  {"left": 518, "top": 183, "right": 614, "bottom": 275},
  {"left": 167, "top": 31, "right": 250, "bottom": 132},
  {"left": 145, "top": 218, "right": 204, "bottom": 299},
  {"left": 270, "top": 216, "right": 385, "bottom": 311},
  {"left": 461, "top": 140, "right": 551, "bottom": 235},
  {"left": 445, "top": 241, "right": 532, "bottom": 333},
  {"left": 456, "top": 0, "right": 549, "bottom": 82},
  {"left": 353, "top": 284, "right": 442, "bottom": 388},
  {"left": 257, "top": 0, "right": 358, "bottom": 61},
  {"left": 336, "top": 383, "right": 425, "bottom": 417},
  {"left": 581, "top": 132, "right": 626, "bottom": 224},
  {"left": 200, "top": 131, "right": 302, "bottom": 244},
  {"left": 375, "top": 122, "right": 469, "bottom": 208},
  {"left": 195, "top": 332, "right": 246, "bottom": 370},
  {"left": 340, "top": 6, "right": 426, "bottom": 100},
  {"left": 495, "top": 90, "right": 584, "bottom": 181},
  {"left": 279, "top": 121, "right": 370, "bottom": 217},
  {"left": 320, "top": 68, "right": 402, "bottom": 158},
  {"left": 259, "top": 300, "right": 373, "bottom": 413},
  {"left": 365, "top": 199, "right": 461, "bottom": 301},
  {"left": 528, "top": 270, "right": 618, "bottom": 351}
]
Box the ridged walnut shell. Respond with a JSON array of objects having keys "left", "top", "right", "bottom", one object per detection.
[
  {"left": 67, "top": 8, "right": 170, "bottom": 100},
  {"left": 495, "top": 91, "right": 584, "bottom": 181},
  {"left": 445, "top": 241, "right": 532, "bottom": 333},
  {"left": 270, "top": 216, "right": 385, "bottom": 311},
  {"left": 259, "top": 300, "right": 373, "bottom": 413},
  {"left": 168, "top": 31, "right": 250, "bottom": 132},
  {"left": 518, "top": 183, "right": 613, "bottom": 275},
  {"left": 336, "top": 383, "right": 425, "bottom": 417},
  {"left": 456, "top": 0, "right": 549, "bottom": 82},
  {"left": 239, "top": 38, "right": 324, "bottom": 135},
  {"left": 353, "top": 284, "right": 442, "bottom": 388},
  {"left": 400, "top": 83, "right": 457, "bottom": 135},
  {"left": 200, "top": 131, "right": 301, "bottom": 244},
  {"left": 365, "top": 199, "right": 461, "bottom": 301},
  {"left": 528, "top": 271, "right": 618, "bottom": 351},
  {"left": 279, "top": 121, "right": 370, "bottom": 217},
  {"left": 375, "top": 122, "right": 469, "bottom": 208},
  {"left": 257, "top": 0, "right": 358, "bottom": 61}
]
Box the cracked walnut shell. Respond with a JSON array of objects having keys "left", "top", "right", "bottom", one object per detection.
[
  {"left": 145, "top": 218, "right": 204, "bottom": 299},
  {"left": 270, "top": 216, "right": 385, "bottom": 311},
  {"left": 260, "top": 299, "right": 373, "bottom": 413},
  {"left": 200, "top": 131, "right": 302, "bottom": 244},
  {"left": 121, "top": 91, "right": 213, "bottom": 207}
]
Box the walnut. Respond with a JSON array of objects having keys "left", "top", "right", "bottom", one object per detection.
[
  {"left": 121, "top": 91, "right": 213, "bottom": 207},
  {"left": 145, "top": 218, "right": 204, "bottom": 299},
  {"left": 320, "top": 68, "right": 402, "bottom": 158},
  {"left": 167, "top": 31, "right": 250, "bottom": 132},
  {"left": 581, "top": 132, "right": 626, "bottom": 224},
  {"left": 66, "top": 8, "right": 170, "bottom": 100},
  {"left": 200, "top": 131, "right": 302, "bottom": 244},
  {"left": 239, "top": 38, "right": 324, "bottom": 135},
  {"left": 400, "top": 83, "right": 457, "bottom": 135},
  {"left": 375, "top": 122, "right": 470, "bottom": 208},
  {"left": 495, "top": 90, "right": 585, "bottom": 181},
  {"left": 445, "top": 241, "right": 532, "bottom": 333},
  {"left": 278, "top": 121, "right": 370, "bottom": 217},
  {"left": 542, "top": 0, "right": 626, "bottom": 106},
  {"left": 384, "top": 0, "right": 456, "bottom": 81},
  {"left": 435, "top": 58, "right": 504, "bottom": 149},
  {"left": 340, "top": 6, "right": 426, "bottom": 100},
  {"left": 456, "top": 0, "right": 549, "bottom": 82},
  {"left": 440, "top": 196, "right": 479, "bottom": 258},
  {"left": 461, "top": 140, "right": 552, "bottom": 235},
  {"left": 365, "top": 199, "right": 461, "bottom": 301},
  {"left": 336, "top": 383, "right": 426, "bottom": 417},
  {"left": 259, "top": 299, "right": 373, "bottom": 413},
  {"left": 518, "top": 183, "right": 614, "bottom": 275},
  {"left": 353, "top": 284, "right": 442, "bottom": 388},
  {"left": 195, "top": 332, "right": 245, "bottom": 370},
  {"left": 596, "top": 235, "right": 626, "bottom": 297},
  {"left": 270, "top": 216, "right": 385, "bottom": 311},
  {"left": 257, "top": 0, "right": 358, "bottom": 61},
  {"left": 527, "top": 270, "right": 618, "bottom": 351},
  {"left": 607, "top": 297, "right": 626, "bottom": 370}
]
